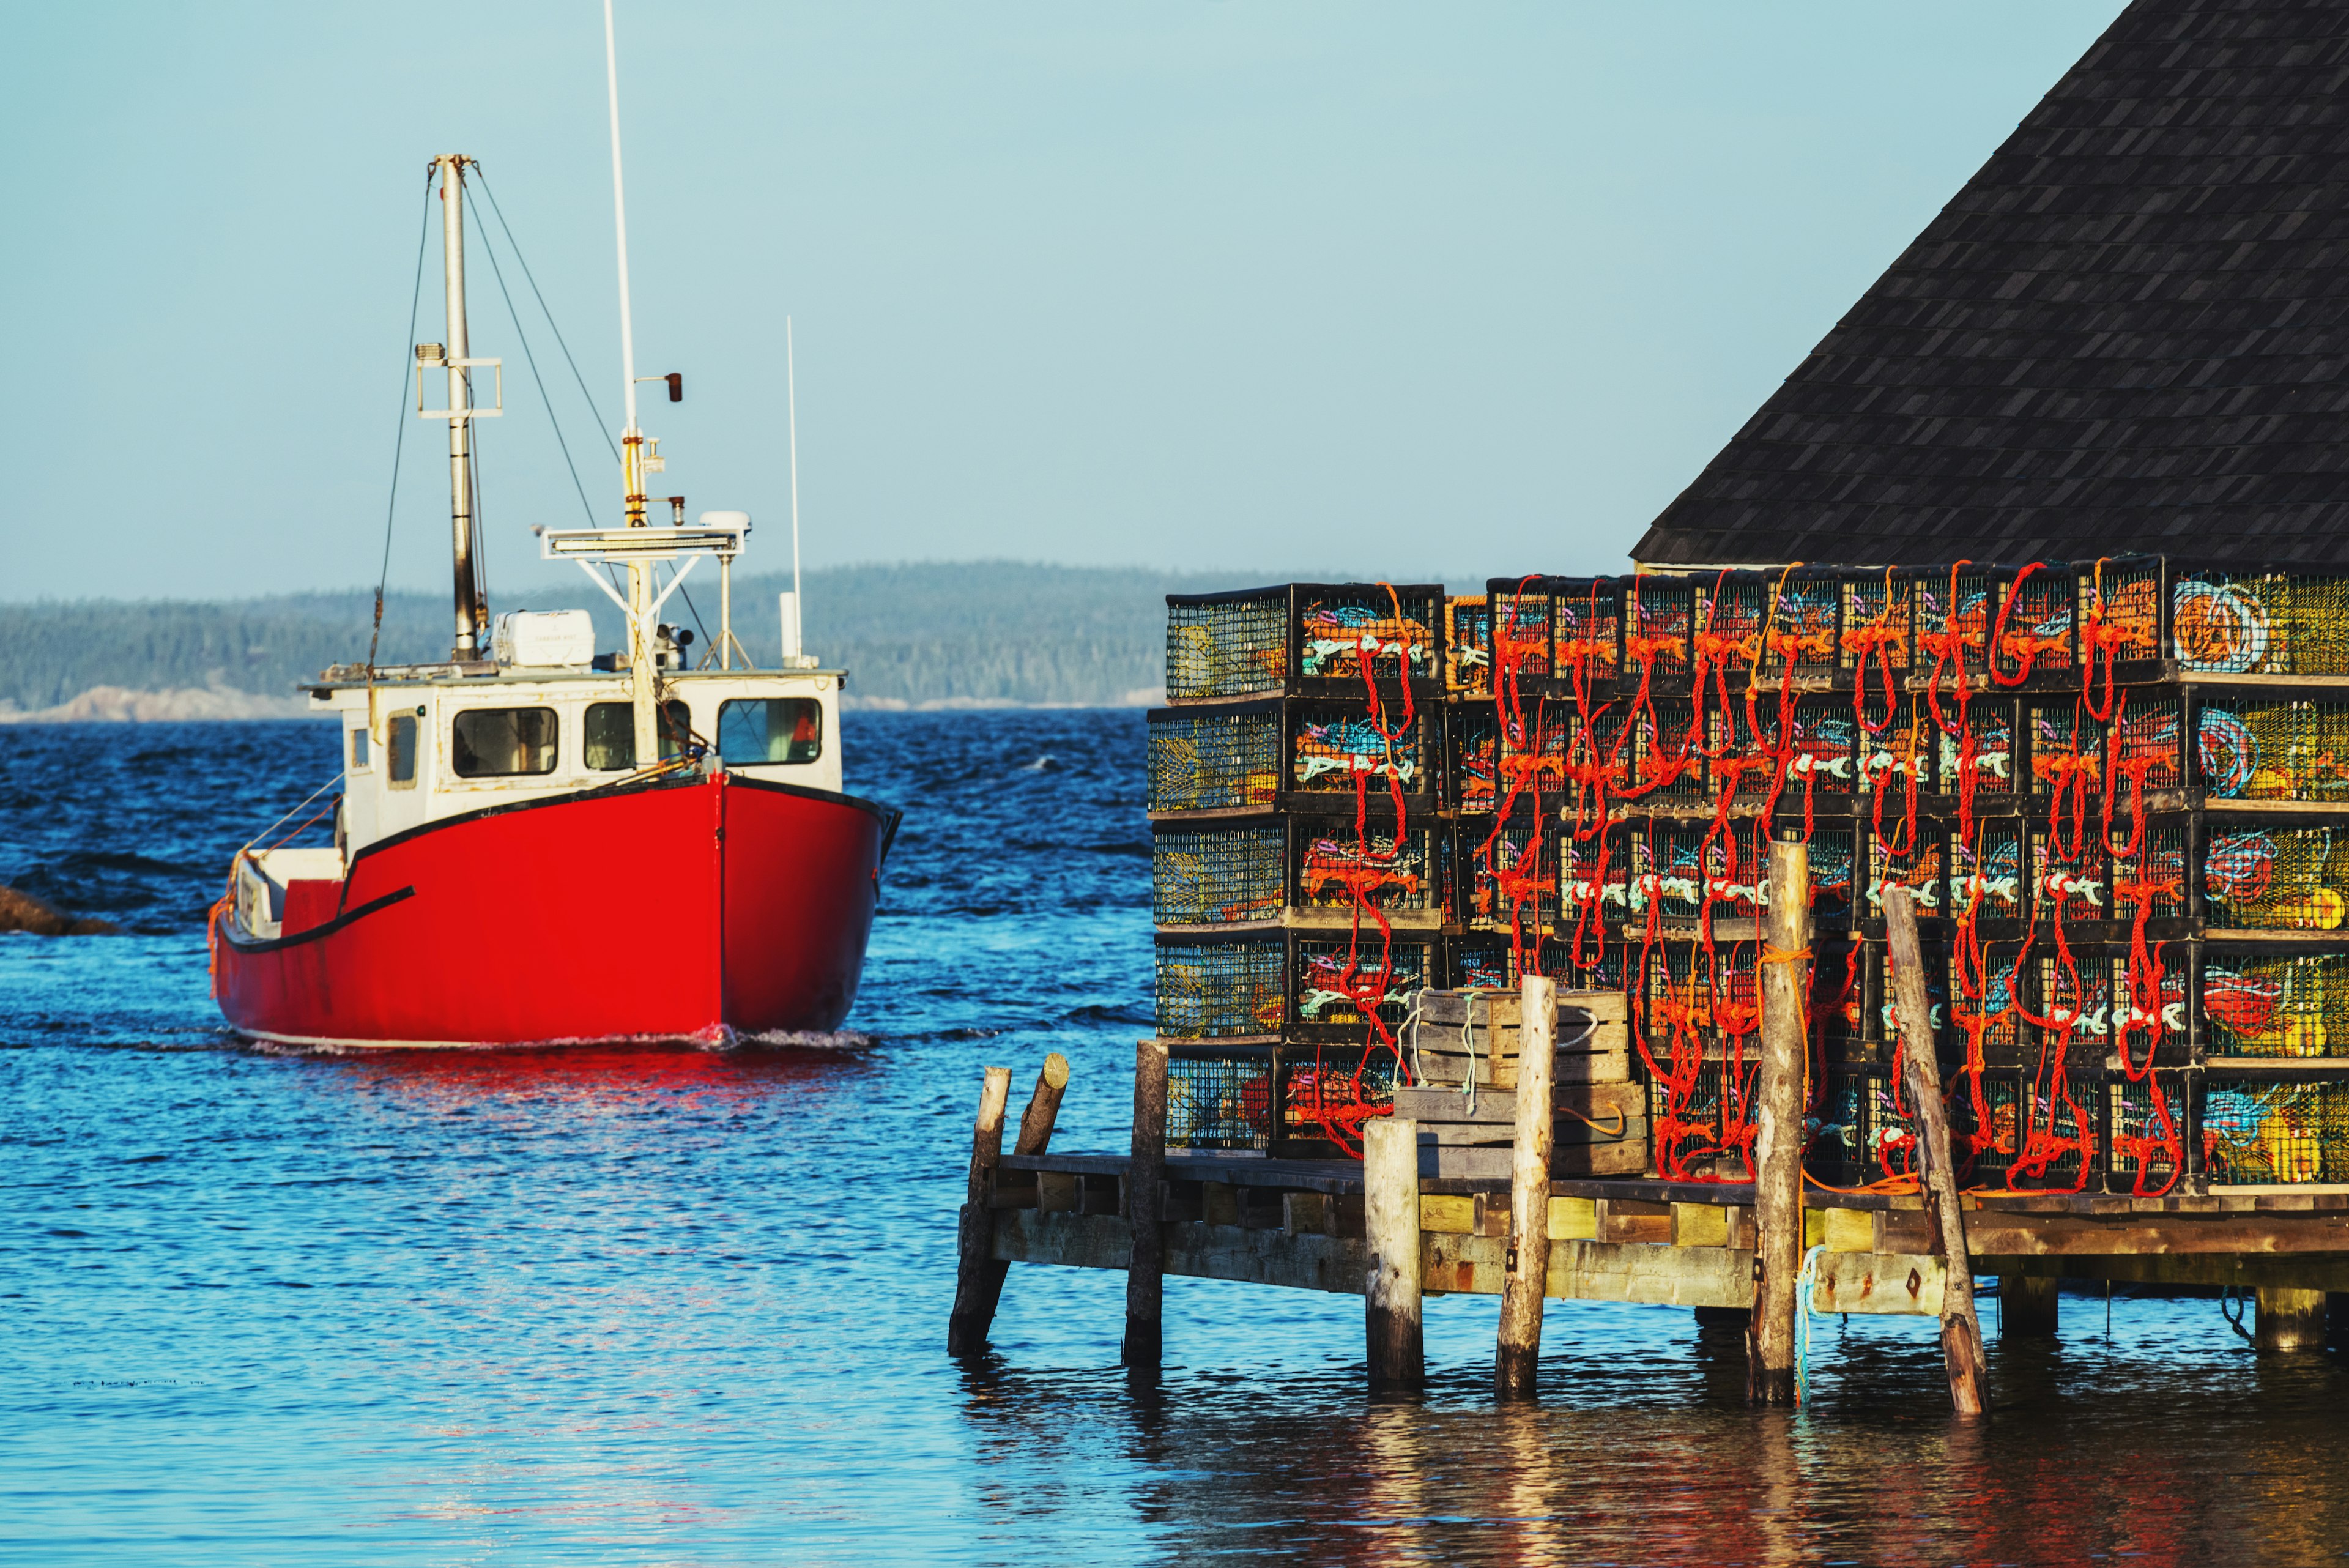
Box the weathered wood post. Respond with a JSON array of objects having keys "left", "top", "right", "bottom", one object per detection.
[
  {"left": 1883, "top": 885, "right": 1989, "bottom": 1416},
  {"left": 2255, "top": 1287, "right": 2329, "bottom": 1351},
  {"left": 2002, "top": 1276, "right": 2059, "bottom": 1337},
  {"left": 946, "top": 1066, "right": 1014, "bottom": 1356},
  {"left": 1495, "top": 974, "right": 1557, "bottom": 1399},
  {"left": 1363, "top": 1115, "right": 1425, "bottom": 1389},
  {"left": 1748, "top": 834, "right": 1810, "bottom": 1405},
  {"left": 946, "top": 1054, "right": 1071, "bottom": 1357},
  {"left": 1122, "top": 1040, "right": 1170, "bottom": 1369}
]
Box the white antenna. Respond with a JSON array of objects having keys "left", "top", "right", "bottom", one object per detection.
[
  {"left": 788, "top": 316, "right": 803, "bottom": 654},
  {"left": 604, "top": 0, "right": 639, "bottom": 444}
]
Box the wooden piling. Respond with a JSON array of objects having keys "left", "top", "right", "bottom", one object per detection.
[
  {"left": 946, "top": 1066, "right": 1015, "bottom": 1356},
  {"left": 1363, "top": 1116, "right": 1425, "bottom": 1389},
  {"left": 1121, "top": 1040, "right": 1170, "bottom": 1369},
  {"left": 1748, "top": 835, "right": 1810, "bottom": 1405},
  {"left": 946, "top": 1055, "right": 1070, "bottom": 1357},
  {"left": 1883, "top": 885, "right": 1989, "bottom": 1417},
  {"left": 1495, "top": 975, "right": 1557, "bottom": 1400},
  {"left": 2002, "top": 1276, "right": 2060, "bottom": 1337},
  {"left": 2255, "top": 1286, "right": 2329, "bottom": 1352}
]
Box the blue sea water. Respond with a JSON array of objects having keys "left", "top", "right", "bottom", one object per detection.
[{"left": 3, "top": 713, "right": 2347, "bottom": 1566}]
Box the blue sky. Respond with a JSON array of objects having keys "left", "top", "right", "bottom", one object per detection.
[{"left": 3, "top": 2, "right": 2126, "bottom": 601}]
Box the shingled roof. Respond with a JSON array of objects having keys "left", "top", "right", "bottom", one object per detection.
[{"left": 1634, "top": 0, "right": 2349, "bottom": 568}]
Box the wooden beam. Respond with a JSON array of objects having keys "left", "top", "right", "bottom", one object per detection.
[
  {"left": 1496, "top": 975, "right": 1557, "bottom": 1400},
  {"left": 946, "top": 1066, "right": 1014, "bottom": 1356},
  {"left": 1750, "top": 835, "right": 1810, "bottom": 1404},
  {"left": 1364, "top": 1117, "right": 1425, "bottom": 1389},
  {"left": 949, "top": 1054, "right": 1071, "bottom": 1355},
  {"left": 990, "top": 1209, "right": 1945, "bottom": 1316},
  {"left": 2256, "top": 1287, "right": 2329, "bottom": 1351},
  {"left": 1123, "top": 1041, "right": 1168, "bottom": 1370},
  {"left": 2001, "top": 1275, "right": 2058, "bottom": 1337},
  {"left": 1884, "top": 885, "right": 1987, "bottom": 1418}
]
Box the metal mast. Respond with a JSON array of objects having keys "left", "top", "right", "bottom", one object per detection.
[
  {"left": 606, "top": 0, "right": 659, "bottom": 765},
  {"left": 437, "top": 154, "right": 484, "bottom": 662}
]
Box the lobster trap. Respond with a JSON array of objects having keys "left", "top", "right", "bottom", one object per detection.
[
  {"left": 1646, "top": 1058, "right": 1762, "bottom": 1181},
  {"left": 1461, "top": 815, "right": 1562, "bottom": 933},
  {"left": 1282, "top": 1044, "right": 1406, "bottom": 1153},
  {"left": 1863, "top": 821, "right": 1950, "bottom": 931},
  {"left": 1151, "top": 819, "right": 1453, "bottom": 929},
  {"left": 1806, "top": 1069, "right": 1921, "bottom": 1188},
  {"left": 1705, "top": 695, "right": 1860, "bottom": 809},
  {"left": 1620, "top": 575, "right": 1695, "bottom": 686},
  {"left": 1928, "top": 696, "right": 2020, "bottom": 810},
  {"left": 2200, "top": 951, "right": 2349, "bottom": 1060},
  {"left": 2202, "top": 822, "right": 2349, "bottom": 932},
  {"left": 1548, "top": 577, "right": 1625, "bottom": 694},
  {"left": 2200, "top": 1076, "right": 2349, "bottom": 1186},
  {"left": 1444, "top": 596, "right": 1491, "bottom": 695},
  {"left": 1292, "top": 934, "right": 1437, "bottom": 1038},
  {"left": 2194, "top": 694, "right": 2349, "bottom": 803},
  {"left": 1948, "top": 816, "right": 2027, "bottom": 929},
  {"left": 1166, "top": 1049, "right": 1280, "bottom": 1151},
  {"left": 1163, "top": 582, "right": 1446, "bottom": 700},
  {"left": 1287, "top": 699, "right": 1439, "bottom": 806},
  {"left": 1156, "top": 937, "right": 1288, "bottom": 1039},
  {"left": 2172, "top": 567, "right": 2349, "bottom": 677},
  {"left": 1148, "top": 705, "right": 1280, "bottom": 813},
  {"left": 2106, "top": 1071, "right": 2190, "bottom": 1195}
]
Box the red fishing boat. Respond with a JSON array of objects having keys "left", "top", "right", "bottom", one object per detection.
[{"left": 212, "top": 18, "right": 896, "bottom": 1047}]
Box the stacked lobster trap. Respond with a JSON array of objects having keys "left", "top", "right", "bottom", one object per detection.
[{"left": 1150, "top": 559, "right": 2349, "bottom": 1194}]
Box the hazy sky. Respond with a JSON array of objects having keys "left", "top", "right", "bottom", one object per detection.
[{"left": 5, "top": 2, "right": 2127, "bottom": 601}]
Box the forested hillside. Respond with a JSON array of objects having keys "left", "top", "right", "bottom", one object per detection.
[{"left": 0, "top": 563, "right": 1261, "bottom": 712}]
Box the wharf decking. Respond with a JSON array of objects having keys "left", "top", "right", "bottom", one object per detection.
[{"left": 988, "top": 1153, "right": 2349, "bottom": 1318}]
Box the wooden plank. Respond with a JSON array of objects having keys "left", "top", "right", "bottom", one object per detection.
[
  {"left": 1548, "top": 1195, "right": 1598, "bottom": 1240},
  {"left": 1038, "top": 1170, "right": 1080, "bottom": 1213},
  {"left": 1811, "top": 1249, "right": 1946, "bottom": 1317},
  {"left": 993, "top": 1211, "right": 1945, "bottom": 1316},
  {"left": 1820, "top": 1206, "right": 1876, "bottom": 1254},
  {"left": 1420, "top": 1194, "right": 1477, "bottom": 1234},
  {"left": 1425, "top": 1141, "right": 1646, "bottom": 1179},
  {"left": 1393, "top": 1081, "right": 1643, "bottom": 1127},
  {"left": 1414, "top": 1115, "right": 1649, "bottom": 1150},
  {"left": 1673, "top": 1203, "right": 1729, "bottom": 1247}
]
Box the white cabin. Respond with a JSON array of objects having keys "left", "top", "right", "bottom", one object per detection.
[{"left": 306, "top": 664, "right": 845, "bottom": 863}]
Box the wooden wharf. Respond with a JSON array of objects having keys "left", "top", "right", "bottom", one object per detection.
[{"left": 951, "top": 856, "right": 2349, "bottom": 1404}]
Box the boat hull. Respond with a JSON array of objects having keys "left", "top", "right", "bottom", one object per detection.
[{"left": 213, "top": 773, "right": 894, "bottom": 1047}]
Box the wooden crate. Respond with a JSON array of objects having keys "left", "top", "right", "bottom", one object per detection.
[
  {"left": 1411, "top": 987, "right": 1628, "bottom": 1090},
  {"left": 1396, "top": 1080, "right": 1649, "bottom": 1179}
]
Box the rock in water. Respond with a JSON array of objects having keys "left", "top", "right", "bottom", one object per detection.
[{"left": 0, "top": 885, "right": 118, "bottom": 936}]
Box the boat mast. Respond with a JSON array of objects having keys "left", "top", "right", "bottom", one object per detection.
[
  {"left": 436, "top": 154, "right": 484, "bottom": 663},
  {"left": 605, "top": 0, "right": 659, "bottom": 765}
]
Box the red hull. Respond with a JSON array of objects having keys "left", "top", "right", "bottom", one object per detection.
[{"left": 214, "top": 774, "right": 895, "bottom": 1047}]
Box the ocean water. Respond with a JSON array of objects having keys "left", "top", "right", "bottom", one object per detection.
[{"left": 3, "top": 713, "right": 2347, "bottom": 1566}]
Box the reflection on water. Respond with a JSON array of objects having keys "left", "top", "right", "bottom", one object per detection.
[{"left": 2, "top": 715, "right": 2345, "bottom": 1564}]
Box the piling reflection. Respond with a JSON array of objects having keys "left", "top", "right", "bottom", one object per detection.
[{"left": 957, "top": 1299, "right": 2349, "bottom": 1566}]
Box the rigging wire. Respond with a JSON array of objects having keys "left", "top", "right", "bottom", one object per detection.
[
  {"left": 470, "top": 166, "right": 710, "bottom": 646},
  {"left": 369, "top": 173, "right": 438, "bottom": 672},
  {"left": 464, "top": 184, "right": 599, "bottom": 527},
  {"left": 473, "top": 169, "right": 621, "bottom": 461}
]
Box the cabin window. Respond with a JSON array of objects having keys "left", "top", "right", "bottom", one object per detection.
[
  {"left": 349, "top": 728, "right": 371, "bottom": 771},
  {"left": 718, "top": 698, "right": 823, "bottom": 765},
  {"left": 388, "top": 715, "right": 418, "bottom": 787},
  {"left": 584, "top": 700, "right": 691, "bottom": 771},
  {"left": 451, "top": 707, "right": 560, "bottom": 778}
]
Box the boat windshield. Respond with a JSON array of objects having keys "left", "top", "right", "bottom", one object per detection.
[
  {"left": 453, "top": 708, "right": 560, "bottom": 778},
  {"left": 585, "top": 700, "right": 691, "bottom": 771},
  {"left": 718, "top": 698, "right": 822, "bottom": 765}
]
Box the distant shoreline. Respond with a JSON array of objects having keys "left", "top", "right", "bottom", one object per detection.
[{"left": 0, "top": 685, "right": 1164, "bottom": 722}]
